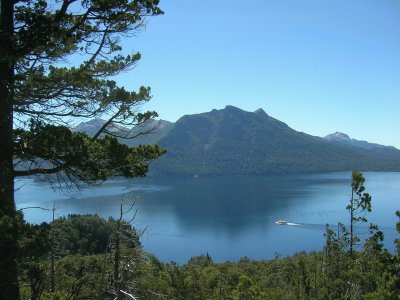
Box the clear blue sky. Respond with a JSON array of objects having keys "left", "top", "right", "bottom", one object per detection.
[{"left": 115, "top": 0, "right": 400, "bottom": 149}]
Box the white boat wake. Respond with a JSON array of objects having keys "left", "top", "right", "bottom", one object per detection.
[{"left": 275, "top": 220, "right": 302, "bottom": 226}]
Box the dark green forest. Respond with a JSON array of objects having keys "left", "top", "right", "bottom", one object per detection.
[{"left": 149, "top": 106, "right": 400, "bottom": 176}]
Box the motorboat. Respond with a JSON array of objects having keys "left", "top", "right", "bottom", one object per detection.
[{"left": 275, "top": 220, "right": 287, "bottom": 225}]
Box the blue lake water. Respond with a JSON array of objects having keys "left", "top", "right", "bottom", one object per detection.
[{"left": 15, "top": 172, "right": 400, "bottom": 263}]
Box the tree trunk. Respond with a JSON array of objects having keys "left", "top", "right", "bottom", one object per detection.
[
  {"left": 0, "top": 1, "right": 20, "bottom": 299},
  {"left": 50, "top": 202, "right": 56, "bottom": 297},
  {"left": 114, "top": 204, "right": 122, "bottom": 300},
  {"left": 350, "top": 189, "right": 354, "bottom": 256}
]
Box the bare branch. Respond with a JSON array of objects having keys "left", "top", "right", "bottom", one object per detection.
[
  {"left": 93, "top": 111, "right": 119, "bottom": 139},
  {"left": 18, "top": 206, "right": 51, "bottom": 211},
  {"left": 14, "top": 165, "right": 63, "bottom": 177},
  {"left": 118, "top": 290, "right": 138, "bottom": 300}
]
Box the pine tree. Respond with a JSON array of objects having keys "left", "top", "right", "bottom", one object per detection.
[
  {"left": 0, "top": 1, "right": 164, "bottom": 298},
  {"left": 347, "top": 170, "right": 372, "bottom": 255}
]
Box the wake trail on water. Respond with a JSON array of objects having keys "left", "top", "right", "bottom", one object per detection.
[{"left": 285, "top": 222, "right": 301, "bottom": 226}]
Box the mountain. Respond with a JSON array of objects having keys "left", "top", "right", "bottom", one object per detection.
[
  {"left": 72, "top": 119, "right": 174, "bottom": 146},
  {"left": 72, "top": 106, "right": 400, "bottom": 175},
  {"left": 72, "top": 119, "right": 126, "bottom": 136},
  {"left": 150, "top": 106, "right": 400, "bottom": 175},
  {"left": 123, "top": 120, "right": 174, "bottom": 147},
  {"left": 324, "top": 132, "right": 394, "bottom": 150}
]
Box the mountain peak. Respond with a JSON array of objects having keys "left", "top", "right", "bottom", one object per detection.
[
  {"left": 224, "top": 105, "right": 243, "bottom": 112},
  {"left": 324, "top": 132, "right": 351, "bottom": 141},
  {"left": 73, "top": 119, "right": 106, "bottom": 134},
  {"left": 254, "top": 108, "right": 268, "bottom": 117},
  {"left": 222, "top": 106, "right": 269, "bottom": 118},
  {"left": 324, "top": 132, "right": 394, "bottom": 150}
]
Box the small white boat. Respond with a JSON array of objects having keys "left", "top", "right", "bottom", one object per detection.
[{"left": 275, "top": 220, "right": 287, "bottom": 225}]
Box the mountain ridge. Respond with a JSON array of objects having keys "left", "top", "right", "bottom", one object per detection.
[
  {"left": 324, "top": 132, "right": 394, "bottom": 150},
  {"left": 73, "top": 106, "right": 400, "bottom": 175},
  {"left": 152, "top": 106, "right": 400, "bottom": 175}
]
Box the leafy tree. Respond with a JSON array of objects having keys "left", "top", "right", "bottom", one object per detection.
[
  {"left": 48, "top": 254, "right": 107, "bottom": 299},
  {"left": 51, "top": 214, "right": 129, "bottom": 256},
  {"left": 322, "top": 172, "right": 388, "bottom": 298},
  {"left": 18, "top": 214, "right": 148, "bottom": 299},
  {"left": 347, "top": 170, "right": 372, "bottom": 255},
  {"left": 233, "top": 274, "right": 260, "bottom": 300},
  {"left": 363, "top": 223, "right": 384, "bottom": 255},
  {"left": 0, "top": 0, "right": 164, "bottom": 298},
  {"left": 323, "top": 223, "right": 352, "bottom": 298},
  {"left": 18, "top": 221, "right": 51, "bottom": 300}
]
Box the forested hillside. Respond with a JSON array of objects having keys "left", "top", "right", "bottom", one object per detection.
[
  {"left": 151, "top": 106, "right": 400, "bottom": 175},
  {"left": 74, "top": 106, "right": 400, "bottom": 176}
]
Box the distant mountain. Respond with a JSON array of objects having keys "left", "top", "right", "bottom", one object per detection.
[
  {"left": 123, "top": 120, "right": 174, "bottom": 147},
  {"left": 73, "top": 106, "right": 400, "bottom": 175},
  {"left": 72, "top": 119, "right": 174, "bottom": 146},
  {"left": 324, "top": 132, "right": 394, "bottom": 150},
  {"left": 72, "top": 119, "right": 126, "bottom": 136},
  {"left": 150, "top": 106, "right": 400, "bottom": 175}
]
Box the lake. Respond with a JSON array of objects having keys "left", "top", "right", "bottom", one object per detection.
[{"left": 15, "top": 172, "right": 400, "bottom": 263}]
